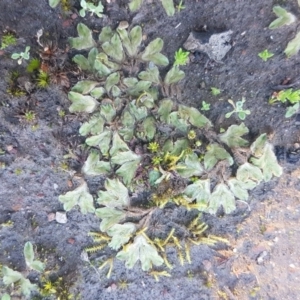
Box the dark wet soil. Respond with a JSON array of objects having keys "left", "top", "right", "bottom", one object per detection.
[{"left": 1, "top": 0, "right": 300, "bottom": 299}]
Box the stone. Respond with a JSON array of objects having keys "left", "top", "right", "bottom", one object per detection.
[
  {"left": 55, "top": 211, "right": 67, "bottom": 224},
  {"left": 184, "top": 30, "right": 233, "bottom": 61}
]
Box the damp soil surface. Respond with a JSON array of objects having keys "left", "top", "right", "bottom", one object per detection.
[{"left": 1, "top": 0, "right": 300, "bottom": 299}]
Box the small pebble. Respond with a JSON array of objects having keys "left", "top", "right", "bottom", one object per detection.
[
  {"left": 56, "top": 211, "right": 67, "bottom": 224},
  {"left": 47, "top": 213, "right": 55, "bottom": 222},
  {"left": 257, "top": 250, "right": 268, "bottom": 264},
  {"left": 118, "top": 21, "right": 129, "bottom": 30},
  {"left": 106, "top": 283, "right": 117, "bottom": 292}
]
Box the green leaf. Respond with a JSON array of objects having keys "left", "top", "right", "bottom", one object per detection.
[
  {"left": 137, "top": 92, "right": 156, "bottom": 108},
  {"left": 236, "top": 162, "right": 263, "bottom": 183},
  {"left": 105, "top": 72, "right": 120, "bottom": 92},
  {"left": 11, "top": 53, "right": 21, "bottom": 59},
  {"left": 250, "top": 134, "right": 267, "bottom": 157},
  {"left": 79, "top": 115, "right": 105, "bottom": 136},
  {"left": 204, "top": 144, "right": 233, "bottom": 170},
  {"left": 251, "top": 143, "right": 283, "bottom": 182},
  {"left": 24, "top": 241, "right": 34, "bottom": 264},
  {"left": 177, "top": 153, "right": 204, "bottom": 178},
  {"left": 2, "top": 266, "right": 23, "bottom": 285},
  {"left": 23, "top": 242, "right": 45, "bottom": 272},
  {"left": 20, "top": 278, "right": 37, "bottom": 296},
  {"left": 86, "top": 130, "right": 112, "bottom": 154},
  {"left": 138, "top": 66, "right": 160, "bottom": 84},
  {"left": 73, "top": 48, "right": 98, "bottom": 71},
  {"left": 160, "top": 0, "right": 175, "bottom": 16},
  {"left": 81, "top": 0, "right": 104, "bottom": 18},
  {"left": 100, "top": 104, "right": 116, "bottom": 122},
  {"left": 119, "top": 126, "right": 135, "bottom": 141},
  {"left": 129, "top": 0, "right": 143, "bottom": 11},
  {"left": 94, "top": 60, "right": 112, "bottom": 77},
  {"left": 285, "top": 32, "right": 300, "bottom": 57},
  {"left": 116, "top": 234, "right": 164, "bottom": 271},
  {"left": 88, "top": 47, "right": 99, "bottom": 66},
  {"left": 227, "top": 178, "right": 254, "bottom": 201},
  {"left": 184, "top": 179, "right": 211, "bottom": 205},
  {"left": 118, "top": 26, "right": 142, "bottom": 57},
  {"left": 141, "top": 38, "right": 169, "bottom": 66},
  {"left": 127, "top": 80, "right": 152, "bottom": 96},
  {"left": 1, "top": 293, "right": 11, "bottom": 300},
  {"left": 164, "top": 65, "right": 185, "bottom": 85},
  {"left": 95, "top": 207, "right": 126, "bottom": 232},
  {"left": 285, "top": 102, "right": 300, "bottom": 118},
  {"left": 82, "top": 150, "right": 111, "bottom": 175},
  {"left": 178, "top": 105, "right": 212, "bottom": 128},
  {"left": 146, "top": 52, "right": 169, "bottom": 66},
  {"left": 121, "top": 109, "right": 135, "bottom": 127},
  {"left": 97, "top": 178, "right": 129, "bottom": 208},
  {"left": 158, "top": 99, "right": 174, "bottom": 122},
  {"left": 169, "top": 138, "right": 189, "bottom": 156},
  {"left": 208, "top": 183, "right": 236, "bottom": 214},
  {"left": 68, "top": 92, "right": 98, "bottom": 113},
  {"left": 112, "top": 85, "right": 121, "bottom": 97},
  {"left": 128, "top": 101, "right": 148, "bottom": 120},
  {"left": 72, "top": 80, "right": 99, "bottom": 94},
  {"left": 111, "top": 150, "right": 140, "bottom": 165},
  {"left": 29, "top": 261, "right": 45, "bottom": 273},
  {"left": 168, "top": 112, "right": 189, "bottom": 132},
  {"left": 99, "top": 26, "right": 114, "bottom": 43},
  {"left": 107, "top": 223, "right": 137, "bottom": 250},
  {"left": 49, "top": 0, "right": 60, "bottom": 8},
  {"left": 269, "top": 6, "right": 296, "bottom": 29},
  {"left": 90, "top": 87, "right": 106, "bottom": 99},
  {"left": 102, "top": 33, "right": 124, "bottom": 62},
  {"left": 149, "top": 169, "right": 161, "bottom": 186},
  {"left": 110, "top": 132, "right": 130, "bottom": 156},
  {"left": 116, "top": 159, "right": 141, "bottom": 185},
  {"left": 73, "top": 54, "right": 91, "bottom": 71},
  {"left": 136, "top": 116, "right": 156, "bottom": 141},
  {"left": 69, "top": 23, "right": 95, "bottom": 50},
  {"left": 219, "top": 123, "right": 249, "bottom": 148},
  {"left": 123, "top": 77, "right": 138, "bottom": 87},
  {"left": 58, "top": 182, "right": 95, "bottom": 214}
]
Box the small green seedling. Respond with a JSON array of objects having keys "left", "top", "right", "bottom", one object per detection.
[
  {"left": 2, "top": 242, "right": 45, "bottom": 297},
  {"left": 211, "top": 87, "right": 221, "bottom": 96},
  {"left": 269, "top": 6, "right": 296, "bottom": 29},
  {"left": 225, "top": 98, "right": 250, "bottom": 120},
  {"left": 269, "top": 88, "right": 300, "bottom": 118},
  {"left": 258, "top": 49, "right": 274, "bottom": 62},
  {"left": 36, "top": 71, "right": 50, "bottom": 88},
  {"left": 24, "top": 111, "right": 36, "bottom": 123},
  {"left": 174, "top": 48, "right": 189, "bottom": 66},
  {"left": 80, "top": 0, "right": 104, "bottom": 18},
  {"left": 1, "top": 33, "right": 17, "bottom": 50},
  {"left": 201, "top": 101, "right": 210, "bottom": 111},
  {"left": 176, "top": 0, "right": 185, "bottom": 12},
  {"left": 11, "top": 46, "right": 30, "bottom": 65}
]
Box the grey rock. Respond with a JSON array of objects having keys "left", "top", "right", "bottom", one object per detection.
[{"left": 183, "top": 30, "right": 233, "bottom": 61}]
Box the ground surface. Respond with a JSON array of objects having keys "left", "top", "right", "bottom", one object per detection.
[{"left": 1, "top": 0, "right": 300, "bottom": 299}]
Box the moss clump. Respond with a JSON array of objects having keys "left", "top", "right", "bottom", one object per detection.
[{"left": 1, "top": 33, "right": 17, "bottom": 50}]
